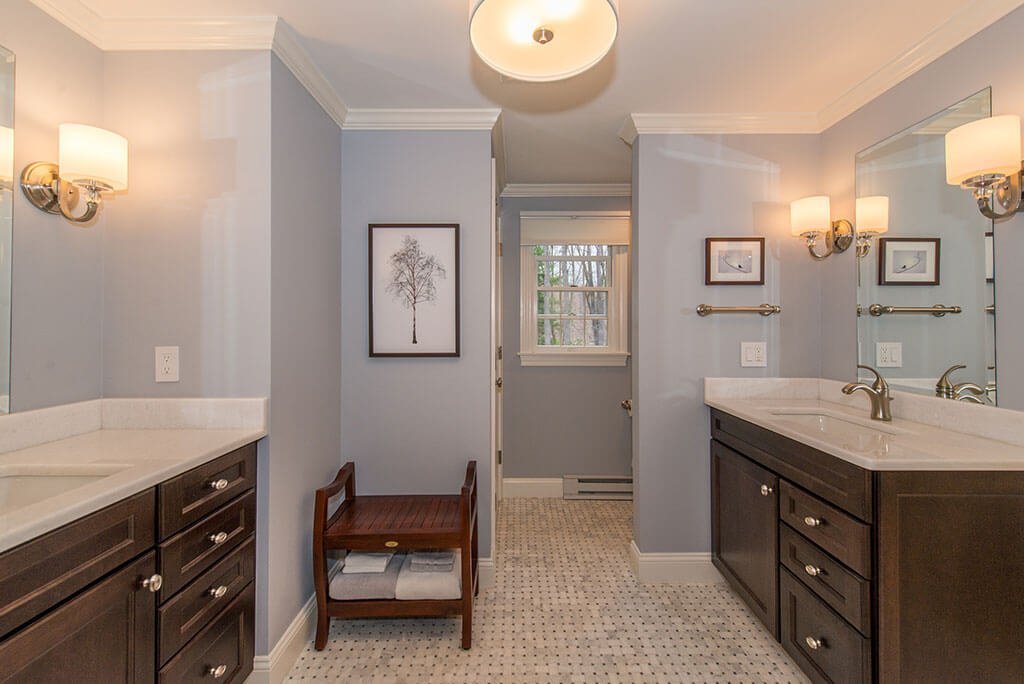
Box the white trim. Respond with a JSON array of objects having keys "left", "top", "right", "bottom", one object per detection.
[
  {"left": 817, "top": 0, "right": 1024, "bottom": 131},
  {"left": 628, "top": 541, "right": 725, "bottom": 584},
  {"left": 619, "top": 113, "right": 820, "bottom": 143},
  {"left": 342, "top": 109, "right": 502, "bottom": 131},
  {"left": 478, "top": 557, "right": 495, "bottom": 590},
  {"left": 248, "top": 559, "right": 343, "bottom": 684},
  {"left": 271, "top": 21, "right": 348, "bottom": 128},
  {"left": 502, "top": 478, "right": 564, "bottom": 498},
  {"left": 501, "top": 184, "right": 632, "bottom": 198},
  {"left": 518, "top": 351, "right": 629, "bottom": 367}
]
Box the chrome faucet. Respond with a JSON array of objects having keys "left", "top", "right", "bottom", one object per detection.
[{"left": 842, "top": 365, "right": 894, "bottom": 422}]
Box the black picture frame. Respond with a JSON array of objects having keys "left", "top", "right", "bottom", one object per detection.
[
  {"left": 878, "top": 237, "right": 940, "bottom": 286},
  {"left": 704, "top": 237, "right": 766, "bottom": 285}
]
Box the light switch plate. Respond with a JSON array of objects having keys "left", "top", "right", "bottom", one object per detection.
[
  {"left": 876, "top": 342, "right": 903, "bottom": 368},
  {"left": 155, "top": 346, "right": 180, "bottom": 382},
  {"left": 741, "top": 341, "right": 767, "bottom": 368}
]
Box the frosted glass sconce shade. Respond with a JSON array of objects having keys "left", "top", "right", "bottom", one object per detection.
[
  {"left": 945, "top": 115, "right": 1021, "bottom": 186},
  {"left": 469, "top": 0, "right": 619, "bottom": 82},
  {"left": 856, "top": 196, "right": 889, "bottom": 235},
  {"left": 790, "top": 195, "right": 831, "bottom": 237},
  {"left": 58, "top": 123, "right": 128, "bottom": 192}
]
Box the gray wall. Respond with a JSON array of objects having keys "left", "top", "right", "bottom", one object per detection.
[
  {"left": 820, "top": 6, "right": 1024, "bottom": 410},
  {"left": 265, "top": 53, "right": 342, "bottom": 652},
  {"left": 340, "top": 129, "right": 493, "bottom": 556},
  {"left": 631, "top": 133, "right": 823, "bottom": 553},
  {"left": 500, "top": 196, "right": 632, "bottom": 479},
  {"left": 1, "top": 0, "right": 105, "bottom": 411}
]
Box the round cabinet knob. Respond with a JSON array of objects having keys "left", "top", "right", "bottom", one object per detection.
[
  {"left": 760, "top": 484, "right": 774, "bottom": 497},
  {"left": 140, "top": 574, "right": 163, "bottom": 593},
  {"left": 803, "top": 516, "right": 823, "bottom": 528},
  {"left": 804, "top": 564, "right": 824, "bottom": 577},
  {"left": 208, "top": 478, "right": 229, "bottom": 491},
  {"left": 206, "top": 664, "right": 228, "bottom": 678},
  {"left": 805, "top": 636, "right": 824, "bottom": 651},
  {"left": 208, "top": 531, "right": 229, "bottom": 545},
  {"left": 208, "top": 585, "right": 228, "bottom": 599}
]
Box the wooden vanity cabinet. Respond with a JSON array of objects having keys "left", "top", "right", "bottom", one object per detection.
[
  {"left": 711, "top": 408, "right": 1024, "bottom": 684},
  {"left": 0, "top": 443, "right": 257, "bottom": 684}
]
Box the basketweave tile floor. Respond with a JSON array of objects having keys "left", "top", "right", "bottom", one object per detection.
[{"left": 286, "top": 498, "right": 808, "bottom": 684}]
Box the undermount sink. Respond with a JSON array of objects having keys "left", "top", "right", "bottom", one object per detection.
[
  {"left": 0, "top": 463, "right": 132, "bottom": 516},
  {"left": 766, "top": 408, "right": 901, "bottom": 452}
]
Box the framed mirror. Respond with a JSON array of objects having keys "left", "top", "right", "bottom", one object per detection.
[
  {"left": 0, "top": 45, "right": 12, "bottom": 414},
  {"left": 855, "top": 88, "right": 996, "bottom": 405}
]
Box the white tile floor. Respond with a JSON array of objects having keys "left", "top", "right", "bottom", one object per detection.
[{"left": 286, "top": 498, "right": 808, "bottom": 683}]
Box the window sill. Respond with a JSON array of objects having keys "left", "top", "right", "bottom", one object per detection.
[{"left": 518, "top": 351, "right": 630, "bottom": 367}]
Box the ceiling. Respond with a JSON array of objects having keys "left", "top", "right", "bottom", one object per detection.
[{"left": 42, "top": 1, "right": 1021, "bottom": 184}]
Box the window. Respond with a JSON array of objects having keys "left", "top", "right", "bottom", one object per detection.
[{"left": 518, "top": 214, "right": 630, "bottom": 366}]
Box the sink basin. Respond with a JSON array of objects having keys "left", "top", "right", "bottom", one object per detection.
[
  {"left": 766, "top": 408, "right": 901, "bottom": 452},
  {"left": 0, "top": 464, "right": 131, "bottom": 516}
]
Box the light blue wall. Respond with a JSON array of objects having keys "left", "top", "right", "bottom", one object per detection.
[
  {"left": 500, "top": 196, "right": 632, "bottom": 479},
  {"left": 340, "top": 129, "right": 494, "bottom": 556},
  {"left": 631, "top": 133, "right": 823, "bottom": 553}
]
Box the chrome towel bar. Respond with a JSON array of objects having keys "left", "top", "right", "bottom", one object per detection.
[
  {"left": 867, "top": 304, "right": 962, "bottom": 317},
  {"left": 696, "top": 304, "right": 781, "bottom": 317}
]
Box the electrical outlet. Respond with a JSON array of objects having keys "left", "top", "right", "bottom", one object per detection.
[
  {"left": 876, "top": 342, "right": 903, "bottom": 368},
  {"left": 155, "top": 346, "right": 180, "bottom": 382},
  {"left": 741, "top": 341, "right": 767, "bottom": 368}
]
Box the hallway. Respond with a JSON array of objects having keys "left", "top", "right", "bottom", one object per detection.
[{"left": 286, "top": 499, "right": 806, "bottom": 683}]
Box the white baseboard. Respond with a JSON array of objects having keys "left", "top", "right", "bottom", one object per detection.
[
  {"left": 479, "top": 557, "right": 495, "bottom": 590},
  {"left": 502, "top": 477, "right": 563, "bottom": 498},
  {"left": 628, "top": 540, "right": 725, "bottom": 584}
]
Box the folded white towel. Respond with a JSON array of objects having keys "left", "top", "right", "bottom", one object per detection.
[
  {"left": 341, "top": 552, "right": 394, "bottom": 574},
  {"left": 410, "top": 550, "right": 455, "bottom": 568},
  {"left": 330, "top": 554, "right": 404, "bottom": 600},
  {"left": 396, "top": 550, "right": 462, "bottom": 600},
  {"left": 409, "top": 561, "right": 454, "bottom": 574}
]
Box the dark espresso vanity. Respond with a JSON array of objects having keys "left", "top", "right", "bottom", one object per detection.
[
  {"left": 710, "top": 408, "right": 1024, "bottom": 684},
  {"left": 0, "top": 443, "right": 258, "bottom": 684}
]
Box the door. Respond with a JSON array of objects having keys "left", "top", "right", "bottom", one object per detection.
[
  {"left": 711, "top": 441, "right": 779, "bottom": 637},
  {"left": 0, "top": 552, "right": 157, "bottom": 683},
  {"left": 491, "top": 160, "right": 503, "bottom": 502}
]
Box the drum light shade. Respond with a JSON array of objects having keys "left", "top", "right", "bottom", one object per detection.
[
  {"left": 945, "top": 114, "right": 1021, "bottom": 186},
  {"left": 855, "top": 196, "right": 889, "bottom": 235},
  {"left": 790, "top": 196, "right": 831, "bottom": 237},
  {"left": 58, "top": 123, "right": 128, "bottom": 191},
  {"left": 469, "top": 0, "right": 619, "bottom": 82}
]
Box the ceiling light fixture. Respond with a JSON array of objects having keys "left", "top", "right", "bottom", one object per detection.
[{"left": 469, "top": 0, "right": 619, "bottom": 82}]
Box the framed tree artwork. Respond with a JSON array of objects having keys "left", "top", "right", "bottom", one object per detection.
[
  {"left": 369, "top": 223, "right": 460, "bottom": 357},
  {"left": 705, "top": 237, "right": 765, "bottom": 285}
]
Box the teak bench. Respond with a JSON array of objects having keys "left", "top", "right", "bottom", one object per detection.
[{"left": 312, "top": 460, "right": 479, "bottom": 649}]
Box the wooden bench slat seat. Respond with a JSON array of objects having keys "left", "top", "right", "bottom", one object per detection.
[{"left": 312, "top": 461, "right": 479, "bottom": 650}]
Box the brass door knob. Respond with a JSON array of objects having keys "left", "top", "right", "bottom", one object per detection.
[
  {"left": 140, "top": 574, "right": 163, "bottom": 592},
  {"left": 208, "top": 531, "right": 229, "bottom": 545},
  {"left": 206, "top": 665, "right": 228, "bottom": 678},
  {"left": 760, "top": 484, "right": 773, "bottom": 497},
  {"left": 208, "top": 478, "right": 229, "bottom": 491},
  {"left": 805, "top": 636, "right": 823, "bottom": 650},
  {"left": 803, "top": 516, "right": 822, "bottom": 528},
  {"left": 208, "top": 585, "right": 228, "bottom": 599}
]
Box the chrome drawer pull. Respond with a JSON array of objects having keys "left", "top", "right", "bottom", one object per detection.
[
  {"left": 803, "top": 516, "right": 823, "bottom": 527},
  {"left": 139, "top": 574, "right": 163, "bottom": 592},
  {"left": 206, "top": 665, "right": 228, "bottom": 678},
  {"left": 208, "top": 478, "right": 229, "bottom": 491},
  {"left": 209, "top": 531, "right": 229, "bottom": 545},
  {"left": 804, "top": 564, "right": 825, "bottom": 578},
  {"left": 760, "top": 484, "right": 774, "bottom": 497},
  {"left": 208, "top": 584, "right": 228, "bottom": 599},
  {"left": 805, "top": 636, "right": 824, "bottom": 650}
]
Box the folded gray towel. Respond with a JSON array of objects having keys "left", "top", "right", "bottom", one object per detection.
[
  {"left": 396, "top": 551, "right": 462, "bottom": 600},
  {"left": 330, "top": 554, "right": 404, "bottom": 600},
  {"left": 409, "top": 561, "right": 454, "bottom": 573},
  {"left": 342, "top": 551, "right": 393, "bottom": 574},
  {"left": 410, "top": 550, "right": 455, "bottom": 568}
]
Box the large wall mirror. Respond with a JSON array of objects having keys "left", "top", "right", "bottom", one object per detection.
[
  {"left": 856, "top": 88, "right": 996, "bottom": 405},
  {"left": 0, "top": 45, "right": 12, "bottom": 414}
]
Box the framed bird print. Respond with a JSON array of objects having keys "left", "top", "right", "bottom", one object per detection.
[
  {"left": 369, "top": 223, "right": 460, "bottom": 357},
  {"left": 704, "top": 237, "right": 765, "bottom": 285},
  {"left": 878, "top": 237, "right": 940, "bottom": 286}
]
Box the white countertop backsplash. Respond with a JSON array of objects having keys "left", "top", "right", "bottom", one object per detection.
[
  {"left": 0, "top": 398, "right": 267, "bottom": 554},
  {"left": 704, "top": 377, "right": 1024, "bottom": 471}
]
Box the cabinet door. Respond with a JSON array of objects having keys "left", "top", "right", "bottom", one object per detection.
[
  {"left": 0, "top": 552, "right": 157, "bottom": 684},
  {"left": 712, "top": 440, "right": 779, "bottom": 637}
]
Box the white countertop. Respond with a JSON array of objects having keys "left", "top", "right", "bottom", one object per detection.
[
  {"left": 704, "top": 378, "right": 1024, "bottom": 471},
  {"left": 0, "top": 398, "right": 266, "bottom": 554}
]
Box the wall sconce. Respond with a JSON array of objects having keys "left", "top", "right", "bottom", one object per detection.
[
  {"left": 855, "top": 196, "right": 889, "bottom": 257},
  {"left": 20, "top": 123, "right": 127, "bottom": 223},
  {"left": 790, "top": 195, "right": 853, "bottom": 260},
  {"left": 945, "top": 114, "right": 1024, "bottom": 221}
]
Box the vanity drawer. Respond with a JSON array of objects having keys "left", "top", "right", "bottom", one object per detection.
[
  {"left": 159, "top": 443, "right": 256, "bottom": 540},
  {"left": 779, "top": 523, "right": 871, "bottom": 635},
  {"left": 780, "top": 481, "right": 871, "bottom": 578},
  {"left": 159, "top": 583, "right": 254, "bottom": 684},
  {"left": 158, "top": 537, "right": 255, "bottom": 664},
  {"left": 159, "top": 491, "right": 256, "bottom": 598},
  {"left": 0, "top": 490, "right": 155, "bottom": 639},
  {"left": 780, "top": 568, "right": 871, "bottom": 684}
]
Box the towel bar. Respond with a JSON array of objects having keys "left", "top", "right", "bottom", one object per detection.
[
  {"left": 867, "top": 304, "right": 961, "bottom": 317},
  {"left": 696, "top": 304, "right": 780, "bottom": 317}
]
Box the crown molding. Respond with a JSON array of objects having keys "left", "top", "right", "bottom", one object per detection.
[
  {"left": 342, "top": 109, "right": 502, "bottom": 131},
  {"left": 271, "top": 21, "right": 347, "bottom": 128},
  {"left": 817, "top": 0, "right": 1024, "bottom": 131},
  {"left": 619, "top": 113, "right": 820, "bottom": 143},
  {"left": 500, "top": 183, "right": 631, "bottom": 198}
]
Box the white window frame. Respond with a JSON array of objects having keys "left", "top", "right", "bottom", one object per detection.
[{"left": 518, "top": 212, "right": 630, "bottom": 367}]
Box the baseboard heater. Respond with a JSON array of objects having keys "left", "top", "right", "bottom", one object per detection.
[{"left": 562, "top": 475, "right": 633, "bottom": 500}]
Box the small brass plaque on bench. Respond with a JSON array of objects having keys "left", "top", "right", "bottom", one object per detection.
[{"left": 385, "top": 541, "right": 398, "bottom": 548}]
